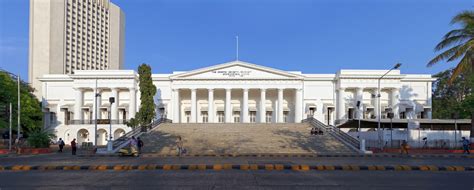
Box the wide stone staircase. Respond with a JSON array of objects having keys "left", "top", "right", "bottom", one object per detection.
[{"left": 140, "top": 122, "right": 357, "bottom": 155}]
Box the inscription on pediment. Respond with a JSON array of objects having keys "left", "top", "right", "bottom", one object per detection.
[
  {"left": 177, "top": 65, "right": 296, "bottom": 79},
  {"left": 212, "top": 70, "right": 252, "bottom": 77}
]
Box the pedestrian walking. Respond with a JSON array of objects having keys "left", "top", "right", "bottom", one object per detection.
[
  {"left": 58, "top": 138, "right": 65, "bottom": 152},
  {"left": 71, "top": 139, "right": 77, "bottom": 155},
  {"left": 400, "top": 140, "right": 409, "bottom": 155},
  {"left": 137, "top": 137, "right": 144, "bottom": 154},
  {"left": 129, "top": 136, "right": 138, "bottom": 152},
  {"left": 422, "top": 137, "right": 428, "bottom": 149},
  {"left": 176, "top": 136, "right": 184, "bottom": 156},
  {"left": 461, "top": 137, "right": 470, "bottom": 154}
]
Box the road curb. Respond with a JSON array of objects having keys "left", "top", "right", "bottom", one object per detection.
[
  {"left": 77, "top": 153, "right": 474, "bottom": 158},
  {"left": 0, "top": 164, "right": 472, "bottom": 172}
]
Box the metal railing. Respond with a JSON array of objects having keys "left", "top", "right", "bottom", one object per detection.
[
  {"left": 112, "top": 118, "right": 172, "bottom": 151},
  {"left": 303, "top": 117, "right": 360, "bottom": 151},
  {"left": 67, "top": 119, "right": 129, "bottom": 125}
]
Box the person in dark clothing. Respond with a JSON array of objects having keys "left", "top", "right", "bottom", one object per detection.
[
  {"left": 461, "top": 137, "right": 470, "bottom": 154},
  {"left": 58, "top": 138, "right": 65, "bottom": 152},
  {"left": 71, "top": 139, "right": 77, "bottom": 155},
  {"left": 137, "top": 137, "right": 144, "bottom": 154}
]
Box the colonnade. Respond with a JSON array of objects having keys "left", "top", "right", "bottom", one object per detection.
[
  {"left": 336, "top": 87, "right": 400, "bottom": 121},
  {"left": 172, "top": 88, "right": 303, "bottom": 123},
  {"left": 73, "top": 87, "right": 137, "bottom": 121}
]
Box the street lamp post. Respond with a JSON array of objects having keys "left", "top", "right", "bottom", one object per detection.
[
  {"left": 356, "top": 101, "right": 361, "bottom": 137},
  {"left": 107, "top": 97, "right": 115, "bottom": 152},
  {"left": 387, "top": 110, "right": 394, "bottom": 148},
  {"left": 377, "top": 63, "right": 401, "bottom": 150},
  {"left": 94, "top": 79, "right": 100, "bottom": 147}
]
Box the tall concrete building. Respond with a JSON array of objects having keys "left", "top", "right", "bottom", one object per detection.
[{"left": 29, "top": 0, "right": 125, "bottom": 98}]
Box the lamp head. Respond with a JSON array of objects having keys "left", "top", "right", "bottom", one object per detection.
[{"left": 393, "top": 63, "right": 402, "bottom": 69}]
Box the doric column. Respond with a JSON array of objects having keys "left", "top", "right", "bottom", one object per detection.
[
  {"left": 225, "top": 88, "right": 232, "bottom": 123},
  {"left": 129, "top": 87, "right": 136, "bottom": 119},
  {"left": 95, "top": 89, "right": 102, "bottom": 120},
  {"left": 111, "top": 88, "right": 118, "bottom": 121},
  {"left": 391, "top": 88, "right": 400, "bottom": 119},
  {"left": 355, "top": 87, "right": 363, "bottom": 119},
  {"left": 208, "top": 88, "right": 214, "bottom": 123},
  {"left": 74, "top": 88, "right": 83, "bottom": 120},
  {"left": 173, "top": 89, "right": 180, "bottom": 123},
  {"left": 260, "top": 88, "right": 267, "bottom": 123},
  {"left": 372, "top": 88, "right": 379, "bottom": 119},
  {"left": 295, "top": 88, "right": 303, "bottom": 123},
  {"left": 278, "top": 88, "right": 284, "bottom": 123},
  {"left": 336, "top": 88, "right": 346, "bottom": 121},
  {"left": 191, "top": 88, "right": 197, "bottom": 123},
  {"left": 242, "top": 88, "right": 249, "bottom": 123}
]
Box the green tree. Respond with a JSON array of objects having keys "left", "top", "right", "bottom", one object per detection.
[
  {"left": 136, "top": 64, "right": 157, "bottom": 126},
  {"left": 0, "top": 71, "right": 43, "bottom": 134},
  {"left": 428, "top": 10, "right": 474, "bottom": 141},
  {"left": 432, "top": 69, "right": 472, "bottom": 119},
  {"left": 427, "top": 10, "right": 473, "bottom": 83}
]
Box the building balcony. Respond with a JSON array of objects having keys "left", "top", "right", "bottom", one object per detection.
[{"left": 66, "top": 119, "right": 128, "bottom": 125}]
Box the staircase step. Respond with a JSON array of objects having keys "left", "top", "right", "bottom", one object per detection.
[{"left": 140, "top": 123, "right": 356, "bottom": 155}]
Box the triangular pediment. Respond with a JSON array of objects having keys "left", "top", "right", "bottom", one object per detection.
[{"left": 170, "top": 61, "right": 303, "bottom": 80}]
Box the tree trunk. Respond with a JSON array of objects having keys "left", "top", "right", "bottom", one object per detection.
[{"left": 471, "top": 112, "right": 474, "bottom": 140}]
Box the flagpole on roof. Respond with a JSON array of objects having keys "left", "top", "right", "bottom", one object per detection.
[{"left": 236, "top": 35, "right": 239, "bottom": 61}]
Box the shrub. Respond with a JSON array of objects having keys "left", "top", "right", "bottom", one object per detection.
[{"left": 27, "top": 129, "right": 56, "bottom": 148}]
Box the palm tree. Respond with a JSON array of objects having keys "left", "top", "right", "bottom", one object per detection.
[
  {"left": 428, "top": 10, "right": 473, "bottom": 84},
  {"left": 428, "top": 10, "right": 474, "bottom": 142}
]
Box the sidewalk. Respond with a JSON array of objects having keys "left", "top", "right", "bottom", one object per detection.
[{"left": 371, "top": 148, "right": 474, "bottom": 154}]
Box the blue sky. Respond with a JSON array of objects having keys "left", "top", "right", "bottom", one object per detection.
[{"left": 0, "top": 0, "right": 472, "bottom": 80}]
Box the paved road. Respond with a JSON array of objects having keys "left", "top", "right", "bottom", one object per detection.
[
  {"left": 0, "top": 170, "right": 473, "bottom": 190},
  {"left": 1, "top": 153, "right": 474, "bottom": 166}
]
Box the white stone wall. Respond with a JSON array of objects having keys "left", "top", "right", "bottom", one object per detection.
[{"left": 39, "top": 61, "right": 435, "bottom": 144}]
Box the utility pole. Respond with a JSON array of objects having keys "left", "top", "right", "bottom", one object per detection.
[
  {"left": 17, "top": 75, "right": 20, "bottom": 141},
  {"left": 9, "top": 103, "right": 12, "bottom": 151}
]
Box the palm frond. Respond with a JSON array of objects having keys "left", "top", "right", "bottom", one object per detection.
[
  {"left": 451, "top": 10, "right": 474, "bottom": 26},
  {"left": 435, "top": 34, "right": 471, "bottom": 51},
  {"left": 448, "top": 51, "right": 473, "bottom": 84},
  {"left": 443, "top": 29, "right": 469, "bottom": 38},
  {"left": 428, "top": 44, "right": 464, "bottom": 67},
  {"left": 446, "top": 40, "right": 473, "bottom": 62}
]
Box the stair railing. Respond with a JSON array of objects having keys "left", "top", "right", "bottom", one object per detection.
[
  {"left": 303, "top": 117, "right": 360, "bottom": 151},
  {"left": 112, "top": 118, "right": 172, "bottom": 150}
]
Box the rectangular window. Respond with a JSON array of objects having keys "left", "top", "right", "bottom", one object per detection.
[
  {"left": 266, "top": 111, "right": 272, "bottom": 123},
  {"left": 185, "top": 111, "right": 191, "bottom": 123},
  {"left": 202, "top": 111, "right": 208, "bottom": 123},
  {"left": 250, "top": 111, "right": 256, "bottom": 123},
  {"left": 400, "top": 112, "right": 406, "bottom": 119},
  {"left": 233, "top": 111, "right": 240, "bottom": 123},
  {"left": 50, "top": 112, "right": 57, "bottom": 125},
  {"left": 348, "top": 108, "right": 354, "bottom": 119},
  {"left": 217, "top": 111, "right": 225, "bottom": 123}
]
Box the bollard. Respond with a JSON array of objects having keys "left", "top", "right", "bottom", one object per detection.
[
  {"left": 360, "top": 139, "right": 366, "bottom": 152},
  {"left": 107, "top": 140, "right": 113, "bottom": 152}
]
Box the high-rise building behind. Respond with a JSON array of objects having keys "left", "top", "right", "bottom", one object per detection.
[{"left": 29, "top": 0, "right": 125, "bottom": 98}]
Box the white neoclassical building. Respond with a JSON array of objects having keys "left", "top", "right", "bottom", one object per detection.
[{"left": 39, "top": 61, "right": 435, "bottom": 144}]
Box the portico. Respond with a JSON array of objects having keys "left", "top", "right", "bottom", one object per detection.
[{"left": 171, "top": 87, "right": 300, "bottom": 123}]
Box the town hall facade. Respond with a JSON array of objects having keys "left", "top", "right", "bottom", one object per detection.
[{"left": 39, "top": 61, "right": 435, "bottom": 145}]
